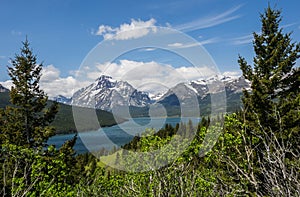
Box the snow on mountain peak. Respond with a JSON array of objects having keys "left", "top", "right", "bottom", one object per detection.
[
  {"left": 0, "top": 84, "right": 9, "bottom": 93},
  {"left": 71, "top": 75, "right": 151, "bottom": 111},
  {"left": 94, "top": 75, "right": 117, "bottom": 89},
  {"left": 206, "top": 74, "right": 239, "bottom": 83},
  {"left": 96, "top": 75, "right": 116, "bottom": 82}
]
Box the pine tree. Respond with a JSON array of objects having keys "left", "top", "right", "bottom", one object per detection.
[
  {"left": 0, "top": 39, "right": 58, "bottom": 148},
  {"left": 0, "top": 39, "right": 78, "bottom": 196},
  {"left": 238, "top": 6, "right": 300, "bottom": 138}
]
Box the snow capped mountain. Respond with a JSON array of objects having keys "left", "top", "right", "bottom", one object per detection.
[
  {"left": 158, "top": 75, "right": 249, "bottom": 101},
  {"left": 71, "top": 75, "right": 152, "bottom": 111},
  {"left": 158, "top": 82, "right": 199, "bottom": 104},
  {"left": 149, "top": 92, "right": 165, "bottom": 101},
  {"left": 0, "top": 84, "right": 9, "bottom": 93},
  {"left": 157, "top": 75, "right": 250, "bottom": 111},
  {"left": 52, "top": 95, "right": 72, "bottom": 105},
  {"left": 223, "top": 75, "right": 251, "bottom": 93}
]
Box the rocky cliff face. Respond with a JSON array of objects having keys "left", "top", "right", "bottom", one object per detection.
[{"left": 71, "top": 75, "right": 151, "bottom": 111}]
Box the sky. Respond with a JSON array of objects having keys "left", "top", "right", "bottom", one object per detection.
[{"left": 0, "top": 0, "right": 300, "bottom": 97}]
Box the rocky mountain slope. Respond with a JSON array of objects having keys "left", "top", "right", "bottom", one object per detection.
[
  {"left": 155, "top": 75, "right": 250, "bottom": 116},
  {"left": 71, "top": 75, "right": 152, "bottom": 111}
]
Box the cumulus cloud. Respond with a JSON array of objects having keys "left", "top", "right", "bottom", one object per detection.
[
  {"left": 39, "top": 65, "right": 86, "bottom": 98},
  {"left": 90, "top": 59, "right": 216, "bottom": 93},
  {"left": 0, "top": 62, "right": 219, "bottom": 98},
  {"left": 41, "top": 65, "right": 60, "bottom": 81},
  {"left": 41, "top": 76, "right": 81, "bottom": 98},
  {"left": 95, "top": 18, "right": 157, "bottom": 40},
  {"left": 1, "top": 65, "right": 84, "bottom": 98}
]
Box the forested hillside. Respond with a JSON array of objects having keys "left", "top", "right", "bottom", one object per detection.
[{"left": 0, "top": 92, "right": 125, "bottom": 134}]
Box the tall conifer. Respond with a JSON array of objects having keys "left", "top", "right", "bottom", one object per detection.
[
  {"left": 239, "top": 6, "right": 300, "bottom": 139},
  {"left": 0, "top": 39, "right": 58, "bottom": 148}
]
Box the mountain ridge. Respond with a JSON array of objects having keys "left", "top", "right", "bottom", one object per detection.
[
  {"left": 67, "top": 74, "right": 250, "bottom": 116},
  {"left": 71, "top": 75, "right": 152, "bottom": 111}
]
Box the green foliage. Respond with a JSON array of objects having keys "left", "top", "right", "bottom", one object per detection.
[{"left": 0, "top": 143, "right": 77, "bottom": 196}]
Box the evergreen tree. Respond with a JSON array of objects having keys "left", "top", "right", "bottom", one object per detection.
[
  {"left": 0, "top": 39, "right": 58, "bottom": 148},
  {"left": 238, "top": 6, "right": 300, "bottom": 138},
  {"left": 0, "top": 39, "right": 78, "bottom": 196}
]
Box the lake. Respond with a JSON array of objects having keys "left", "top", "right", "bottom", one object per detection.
[{"left": 48, "top": 117, "right": 201, "bottom": 154}]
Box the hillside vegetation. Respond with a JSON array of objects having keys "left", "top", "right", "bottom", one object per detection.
[{"left": 0, "top": 92, "right": 125, "bottom": 134}]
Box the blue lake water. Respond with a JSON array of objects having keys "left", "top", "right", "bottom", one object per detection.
[{"left": 48, "top": 117, "right": 201, "bottom": 154}]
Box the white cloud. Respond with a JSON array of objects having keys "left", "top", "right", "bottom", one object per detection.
[
  {"left": 41, "top": 65, "right": 60, "bottom": 81},
  {"left": 199, "top": 38, "right": 220, "bottom": 45},
  {"left": 222, "top": 71, "right": 241, "bottom": 77},
  {"left": 168, "top": 42, "right": 183, "bottom": 47},
  {"left": 231, "top": 34, "right": 253, "bottom": 45},
  {"left": 1, "top": 65, "right": 83, "bottom": 98},
  {"left": 95, "top": 18, "right": 157, "bottom": 40},
  {"left": 168, "top": 42, "right": 198, "bottom": 49},
  {"left": 91, "top": 59, "right": 216, "bottom": 94},
  {"left": 176, "top": 66, "right": 215, "bottom": 79},
  {"left": 139, "top": 47, "right": 157, "bottom": 52},
  {"left": 40, "top": 76, "right": 79, "bottom": 98},
  {"left": 167, "top": 38, "right": 219, "bottom": 49},
  {"left": 281, "top": 23, "right": 297, "bottom": 29},
  {"left": 39, "top": 65, "right": 86, "bottom": 98},
  {"left": 175, "top": 5, "right": 242, "bottom": 31}
]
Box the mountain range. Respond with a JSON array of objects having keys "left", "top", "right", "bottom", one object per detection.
[
  {"left": 1, "top": 74, "right": 250, "bottom": 118},
  {"left": 65, "top": 74, "right": 250, "bottom": 117}
]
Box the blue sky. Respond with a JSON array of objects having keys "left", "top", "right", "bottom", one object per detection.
[{"left": 1, "top": 0, "right": 300, "bottom": 97}]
